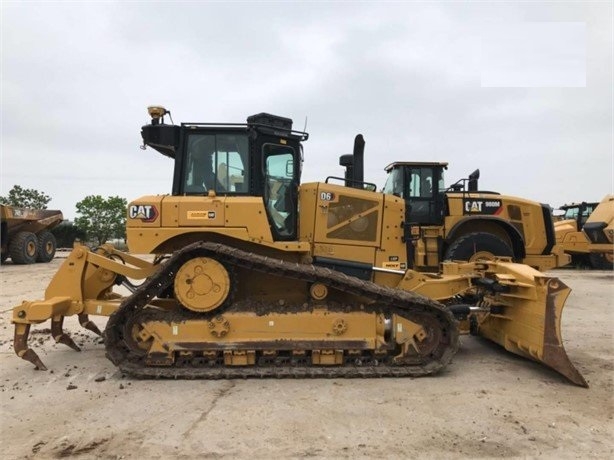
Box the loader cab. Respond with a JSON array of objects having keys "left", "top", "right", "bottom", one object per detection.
[
  {"left": 560, "top": 202, "right": 598, "bottom": 228},
  {"left": 382, "top": 162, "right": 447, "bottom": 225},
  {"left": 141, "top": 108, "right": 307, "bottom": 241}
]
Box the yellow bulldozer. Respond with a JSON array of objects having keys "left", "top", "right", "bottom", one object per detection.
[
  {"left": 554, "top": 195, "right": 614, "bottom": 269},
  {"left": 11, "top": 107, "right": 586, "bottom": 386}
]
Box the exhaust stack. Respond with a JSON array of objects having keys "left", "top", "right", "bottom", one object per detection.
[{"left": 339, "top": 134, "right": 366, "bottom": 189}]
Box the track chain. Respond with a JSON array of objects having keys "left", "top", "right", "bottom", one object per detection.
[{"left": 104, "top": 242, "right": 459, "bottom": 379}]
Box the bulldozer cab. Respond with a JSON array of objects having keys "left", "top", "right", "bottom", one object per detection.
[
  {"left": 383, "top": 162, "right": 447, "bottom": 225},
  {"left": 141, "top": 110, "right": 307, "bottom": 241}
]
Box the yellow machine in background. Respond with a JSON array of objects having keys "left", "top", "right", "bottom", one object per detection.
[
  {"left": 11, "top": 108, "right": 586, "bottom": 386},
  {"left": 379, "top": 163, "right": 569, "bottom": 272},
  {"left": 554, "top": 195, "right": 614, "bottom": 269},
  {"left": 1, "top": 204, "right": 63, "bottom": 264}
]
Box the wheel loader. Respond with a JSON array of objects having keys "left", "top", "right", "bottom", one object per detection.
[
  {"left": 1, "top": 204, "right": 63, "bottom": 264},
  {"left": 11, "top": 107, "right": 587, "bottom": 386},
  {"left": 554, "top": 195, "right": 614, "bottom": 269},
  {"left": 379, "top": 162, "right": 570, "bottom": 272}
]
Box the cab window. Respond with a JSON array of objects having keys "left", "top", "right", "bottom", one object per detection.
[
  {"left": 183, "top": 133, "right": 249, "bottom": 194},
  {"left": 564, "top": 207, "right": 579, "bottom": 220},
  {"left": 408, "top": 169, "right": 434, "bottom": 198},
  {"left": 383, "top": 168, "right": 404, "bottom": 197}
]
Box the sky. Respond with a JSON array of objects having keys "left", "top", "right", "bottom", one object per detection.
[{"left": 1, "top": 1, "right": 612, "bottom": 220}]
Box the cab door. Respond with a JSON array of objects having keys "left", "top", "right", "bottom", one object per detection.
[
  {"left": 262, "top": 144, "right": 299, "bottom": 241},
  {"left": 405, "top": 167, "right": 440, "bottom": 225}
]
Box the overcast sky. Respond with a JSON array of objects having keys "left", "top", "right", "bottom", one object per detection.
[{"left": 1, "top": 1, "right": 612, "bottom": 219}]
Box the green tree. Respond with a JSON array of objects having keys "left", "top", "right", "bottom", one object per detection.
[
  {"left": 50, "top": 221, "right": 87, "bottom": 248},
  {"left": 75, "top": 195, "right": 127, "bottom": 246},
  {"left": 0, "top": 185, "right": 51, "bottom": 209}
]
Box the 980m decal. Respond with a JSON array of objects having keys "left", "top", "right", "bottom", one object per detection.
[{"left": 463, "top": 199, "right": 502, "bottom": 215}]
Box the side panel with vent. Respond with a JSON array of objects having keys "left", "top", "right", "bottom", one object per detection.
[{"left": 312, "top": 184, "right": 382, "bottom": 247}]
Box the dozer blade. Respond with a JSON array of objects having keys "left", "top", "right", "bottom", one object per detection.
[{"left": 475, "top": 269, "right": 587, "bottom": 387}]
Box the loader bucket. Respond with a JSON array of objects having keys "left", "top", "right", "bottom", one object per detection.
[{"left": 476, "top": 269, "right": 587, "bottom": 387}]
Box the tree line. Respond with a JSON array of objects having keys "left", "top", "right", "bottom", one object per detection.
[{"left": 0, "top": 185, "right": 127, "bottom": 247}]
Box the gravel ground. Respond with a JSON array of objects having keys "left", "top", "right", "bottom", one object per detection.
[{"left": 0, "top": 254, "right": 612, "bottom": 459}]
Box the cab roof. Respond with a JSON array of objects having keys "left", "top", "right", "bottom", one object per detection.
[
  {"left": 384, "top": 161, "right": 449, "bottom": 172},
  {"left": 559, "top": 202, "right": 598, "bottom": 210}
]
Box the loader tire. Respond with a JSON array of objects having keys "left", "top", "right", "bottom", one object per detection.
[
  {"left": 36, "top": 230, "right": 57, "bottom": 263},
  {"left": 1, "top": 251, "right": 7, "bottom": 264},
  {"left": 9, "top": 231, "right": 38, "bottom": 264},
  {"left": 445, "top": 232, "right": 513, "bottom": 263},
  {"left": 589, "top": 253, "right": 613, "bottom": 270}
]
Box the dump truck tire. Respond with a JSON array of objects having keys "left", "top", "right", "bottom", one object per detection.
[
  {"left": 445, "top": 232, "right": 513, "bottom": 262},
  {"left": 589, "top": 253, "right": 613, "bottom": 270},
  {"left": 9, "top": 231, "right": 38, "bottom": 264},
  {"left": 0, "top": 251, "right": 7, "bottom": 264},
  {"left": 36, "top": 230, "right": 57, "bottom": 263}
]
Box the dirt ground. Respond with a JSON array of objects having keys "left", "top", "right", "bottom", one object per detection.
[{"left": 0, "top": 254, "right": 612, "bottom": 459}]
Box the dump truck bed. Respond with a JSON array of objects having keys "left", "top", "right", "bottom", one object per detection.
[{"left": 1, "top": 205, "right": 63, "bottom": 235}]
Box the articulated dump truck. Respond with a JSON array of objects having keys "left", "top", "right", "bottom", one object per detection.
[
  {"left": 12, "top": 107, "right": 587, "bottom": 386},
  {"left": 1, "top": 204, "right": 63, "bottom": 264}
]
